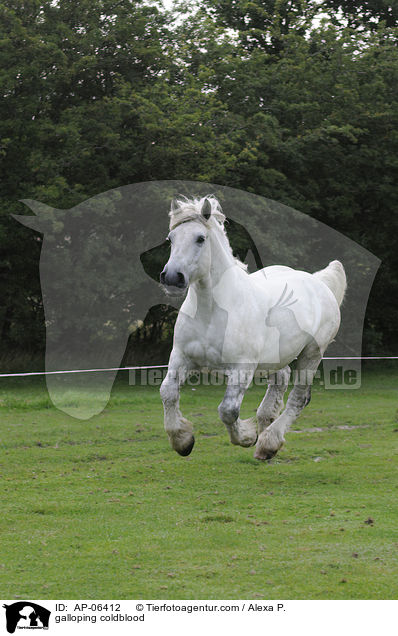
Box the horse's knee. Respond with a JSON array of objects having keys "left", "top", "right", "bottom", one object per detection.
[
  {"left": 218, "top": 401, "right": 239, "bottom": 425},
  {"left": 160, "top": 378, "right": 178, "bottom": 404}
]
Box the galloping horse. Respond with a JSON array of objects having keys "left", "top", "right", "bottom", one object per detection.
[{"left": 159, "top": 196, "right": 346, "bottom": 460}]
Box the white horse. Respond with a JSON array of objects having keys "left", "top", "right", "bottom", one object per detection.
[{"left": 159, "top": 196, "right": 346, "bottom": 460}]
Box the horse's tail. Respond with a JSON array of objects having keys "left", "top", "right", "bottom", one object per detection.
[{"left": 313, "top": 260, "right": 347, "bottom": 306}]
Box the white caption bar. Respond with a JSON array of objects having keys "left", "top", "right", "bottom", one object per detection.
[{"left": 1, "top": 600, "right": 396, "bottom": 636}]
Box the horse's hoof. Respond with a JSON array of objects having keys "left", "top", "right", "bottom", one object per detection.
[
  {"left": 254, "top": 430, "right": 284, "bottom": 460},
  {"left": 254, "top": 449, "right": 277, "bottom": 461},
  {"left": 244, "top": 434, "right": 259, "bottom": 448},
  {"left": 230, "top": 418, "right": 258, "bottom": 447},
  {"left": 176, "top": 436, "right": 195, "bottom": 457},
  {"left": 236, "top": 434, "right": 258, "bottom": 448}
]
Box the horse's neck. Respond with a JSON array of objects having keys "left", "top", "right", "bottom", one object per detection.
[
  {"left": 210, "top": 228, "right": 236, "bottom": 281},
  {"left": 192, "top": 229, "right": 239, "bottom": 315}
]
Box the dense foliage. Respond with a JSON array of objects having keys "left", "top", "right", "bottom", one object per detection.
[{"left": 1, "top": 0, "right": 397, "bottom": 364}]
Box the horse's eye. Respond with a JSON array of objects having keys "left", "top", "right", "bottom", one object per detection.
[{"left": 196, "top": 235, "right": 206, "bottom": 244}]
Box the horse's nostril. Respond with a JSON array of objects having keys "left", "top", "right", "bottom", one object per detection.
[{"left": 160, "top": 268, "right": 186, "bottom": 288}]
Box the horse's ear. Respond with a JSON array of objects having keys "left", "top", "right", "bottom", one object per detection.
[
  {"left": 12, "top": 214, "right": 42, "bottom": 232},
  {"left": 19, "top": 199, "right": 56, "bottom": 215},
  {"left": 12, "top": 199, "right": 61, "bottom": 233},
  {"left": 201, "top": 198, "right": 212, "bottom": 221},
  {"left": 170, "top": 198, "right": 178, "bottom": 213}
]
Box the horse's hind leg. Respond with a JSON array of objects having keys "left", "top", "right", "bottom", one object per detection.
[
  {"left": 257, "top": 366, "right": 290, "bottom": 434},
  {"left": 218, "top": 366, "right": 258, "bottom": 447},
  {"left": 255, "top": 346, "right": 321, "bottom": 460}
]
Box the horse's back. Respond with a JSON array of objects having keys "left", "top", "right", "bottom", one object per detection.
[{"left": 250, "top": 265, "right": 294, "bottom": 282}]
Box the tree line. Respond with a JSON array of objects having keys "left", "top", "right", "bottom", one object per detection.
[{"left": 1, "top": 0, "right": 397, "bottom": 367}]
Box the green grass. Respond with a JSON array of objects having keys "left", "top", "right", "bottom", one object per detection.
[{"left": 0, "top": 367, "right": 397, "bottom": 599}]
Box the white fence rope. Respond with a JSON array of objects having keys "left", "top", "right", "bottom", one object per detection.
[
  {"left": 0, "top": 358, "right": 397, "bottom": 378},
  {"left": 0, "top": 364, "right": 168, "bottom": 378}
]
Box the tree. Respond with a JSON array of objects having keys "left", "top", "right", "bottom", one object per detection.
[
  {"left": 322, "top": 1, "right": 398, "bottom": 30},
  {"left": 0, "top": 0, "right": 169, "bottom": 362},
  {"left": 1, "top": 0, "right": 397, "bottom": 364},
  {"left": 198, "top": 0, "right": 321, "bottom": 53},
  {"left": 168, "top": 8, "right": 398, "bottom": 350}
]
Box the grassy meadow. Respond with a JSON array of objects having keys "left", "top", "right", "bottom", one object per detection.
[{"left": 0, "top": 366, "right": 397, "bottom": 599}]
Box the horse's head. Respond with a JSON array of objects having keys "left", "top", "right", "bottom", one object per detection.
[{"left": 160, "top": 196, "right": 217, "bottom": 295}]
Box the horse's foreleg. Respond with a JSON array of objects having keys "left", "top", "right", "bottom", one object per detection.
[
  {"left": 218, "top": 367, "right": 258, "bottom": 447},
  {"left": 255, "top": 347, "right": 321, "bottom": 460},
  {"left": 160, "top": 352, "right": 195, "bottom": 456},
  {"left": 257, "top": 366, "right": 290, "bottom": 433}
]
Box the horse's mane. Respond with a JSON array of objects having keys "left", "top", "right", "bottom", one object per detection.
[{"left": 169, "top": 195, "right": 247, "bottom": 270}]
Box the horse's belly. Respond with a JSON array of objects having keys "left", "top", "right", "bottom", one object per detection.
[{"left": 260, "top": 330, "right": 312, "bottom": 367}]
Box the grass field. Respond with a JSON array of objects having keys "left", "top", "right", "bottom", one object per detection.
[{"left": 0, "top": 366, "right": 397, "bottom": 600}]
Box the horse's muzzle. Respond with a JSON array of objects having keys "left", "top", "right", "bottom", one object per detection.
[{"left": 160, "top": 267, "right": 187, "bottom": 292}]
